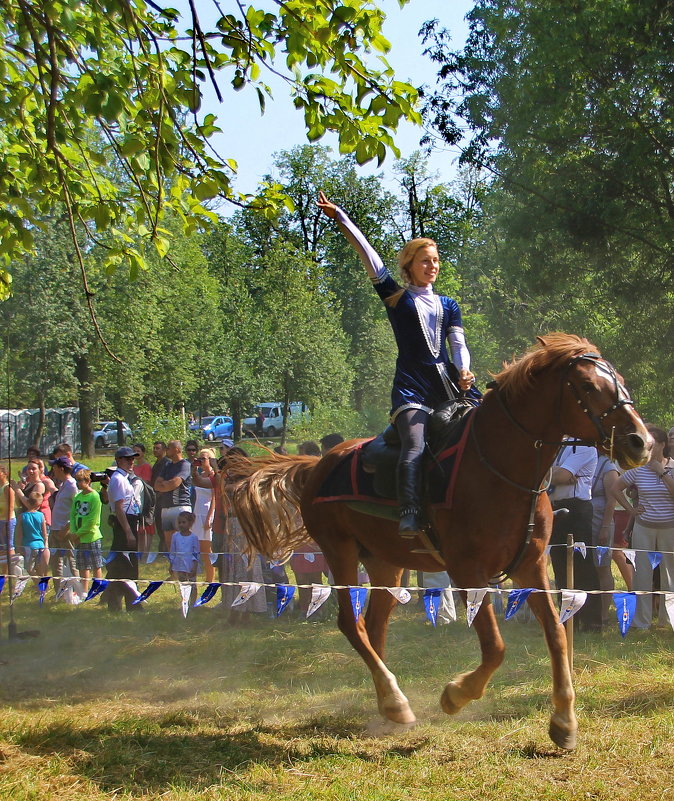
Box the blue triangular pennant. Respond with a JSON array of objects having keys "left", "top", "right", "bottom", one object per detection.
[
  {"left": 505, "top": 588, "right": 533, "bottom": 620},
  {"left": 132, "top": 580, "right": 163, "bottom": 605},
  {"left": 38, "top": 576, "right": 50, "bottom": 605},
  {"left": 0, "top": 575, "right": 4, "bottom": 595},
  {"left": 195, "top": 582, "right": 220, "bottom": 607},
  {"left": 84, "top": 578, "right": 109, "bottom": 601},
  {"left": 276, "top": 584, "right": 295, "bottom": 616},
  {"left": 423, "top": 588, "right": 442, "bottom": 627},
  {"left": 613, "top": 591, "right": 637, "bottom": 637},
  {"left": 104, "top": 551, "right": 117, "bottom": 564},
  {"left": 648, "top": 551, "right": 662, "bottom": 570},
  {"left": 350, "top": 587, "right": 368, "bottom": 621},
  {"left": 596, "top": 546, "right": 610, "bottom": 565}
]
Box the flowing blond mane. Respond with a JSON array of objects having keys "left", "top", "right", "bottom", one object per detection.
[{"left": 493, "top": 333, "right": 600, "bottom": 400}]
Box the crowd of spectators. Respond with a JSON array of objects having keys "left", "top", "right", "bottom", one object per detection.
[
  {"left": 4, "top": 423, "right": 672, "bottom": 630},
  {"left": 0, "top": 433, "right": 346, "bottom": 620}
]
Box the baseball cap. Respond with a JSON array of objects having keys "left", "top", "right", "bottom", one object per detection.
[
  {"left": 49, "top": 456, "right": 74, "bottom": 469},
  {"left": 220, "top": 438, "right": 234, "bottom": 448},
  {"left": 115, "top": 446, "right": 138, "bottom": 459}
]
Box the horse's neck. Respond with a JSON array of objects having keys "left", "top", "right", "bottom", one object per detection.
[{"left": 477, "top": 387, "right": 562, "bottom": 487}]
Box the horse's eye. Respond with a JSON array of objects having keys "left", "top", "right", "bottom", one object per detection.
[{"left": 581, "top": 382, "right": 597, "bottom": 393}]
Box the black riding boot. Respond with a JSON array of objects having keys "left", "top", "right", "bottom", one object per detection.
[{"left": 397, "top": 459, "right": 423, "bottom": 538}]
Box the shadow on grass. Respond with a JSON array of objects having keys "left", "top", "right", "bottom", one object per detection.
[
  {"left": 14, "top": 712, "right": 431, "bottom": 794},
  {"left": 601, "top": 685, "right": 674, "bottom": 716}
]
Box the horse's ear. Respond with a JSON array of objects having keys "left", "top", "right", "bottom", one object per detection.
[{"left": 536, "top": 335, "right": 548, "bottom": 347}]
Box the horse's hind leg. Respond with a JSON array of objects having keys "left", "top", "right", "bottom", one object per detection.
[
  {"left": 517, "top": 558, "right": 577, "bottom": 750},
  {"left": 327, "top": 542, "right": 415, "bottom": 725},
  {"left": 440, "top": 586, "right": 506, "bottom": 715}
]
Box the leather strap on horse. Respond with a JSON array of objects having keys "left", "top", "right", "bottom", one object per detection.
[
  {"left": 470, "top": 416, "right": 554, "bottom": 584},
  {"left": 411, "top": 528, "right": 446, "bottom": 568}
]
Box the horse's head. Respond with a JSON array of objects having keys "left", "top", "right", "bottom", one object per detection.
[
  {"left": 493, "top": 334, "right": 651, "bottom": 469},
  {"left": 562, "top": 353, "right": 651, "bottom": 469}
]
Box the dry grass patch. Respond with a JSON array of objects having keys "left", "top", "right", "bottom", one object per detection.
[{"left": 0, "top": 595, "right": 673, "bottom": 799}]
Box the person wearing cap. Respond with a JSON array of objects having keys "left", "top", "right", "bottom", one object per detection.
[
  {"left": 217, "top": 439, "right": 233, "bottom": 469},
  {"left": 48, "top": 455, "right": 80, "bottom": 591},
  {"left": 52, "top": 443, "right": 89, "bottom": 477},
  {"left": 105, "top": 446, "right": 143, "bottom": 612}
]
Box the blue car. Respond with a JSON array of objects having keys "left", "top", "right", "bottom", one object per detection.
[{"left": 200, "top": 415, "right": 234, "bottom": 441}]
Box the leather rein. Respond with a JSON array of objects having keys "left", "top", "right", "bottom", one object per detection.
[{"left": 473, "top": 352, "right": 634, "bottom": 583}]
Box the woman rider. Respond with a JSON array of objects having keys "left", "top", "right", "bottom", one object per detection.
[{"left": 317, "top": 191, "right": 476, "bottom": 539}]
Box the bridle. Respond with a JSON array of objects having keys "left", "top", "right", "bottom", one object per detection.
[
  {"left": 561, "top": 352, "right": 635, "bottom": 458},
  {"left": 474, "top": 351, "right": 634, "bottom": 582}
]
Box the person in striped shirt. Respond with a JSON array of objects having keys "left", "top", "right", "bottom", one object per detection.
[{"left": 612, "top": 425, "right": 674, "bottom": 628}]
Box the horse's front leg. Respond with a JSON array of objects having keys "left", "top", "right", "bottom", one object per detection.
[
  {"left": 321, "top": 533, "right": 415, "bottom": 726},
  {"left": 517, "top": 558, "right": 577, "bottom": 750},
  {"left": 440, "top": 590, "right": 506, "bottom": 714}
]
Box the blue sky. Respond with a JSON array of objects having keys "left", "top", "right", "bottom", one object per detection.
[{"left": 184, "top": 1, "right": 473, "bottom": 199}]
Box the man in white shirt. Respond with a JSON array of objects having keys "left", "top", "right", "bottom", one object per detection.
[
  {"left": 48, "top": 456, "right": 80, "bottom": 591},
  {"left": 549, "top": 444, "right": 603, "bottom": 631},
  {"left": 105, "top": 446, "right": 142, "bottom": 612}
]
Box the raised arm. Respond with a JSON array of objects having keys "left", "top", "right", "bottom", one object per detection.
[{"left": 317, "top": 191, "right": 386, "bottom": 280}]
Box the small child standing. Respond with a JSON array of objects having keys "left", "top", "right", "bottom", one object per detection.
[
  {"left": 169, "top": 511, "right": 200, "bottom": 604},
  {"left": 69, "top": 469, "right": 103, "bottom": 593},
  {"left": 15, "top": 491, "right": 49, "bottom": 576}
]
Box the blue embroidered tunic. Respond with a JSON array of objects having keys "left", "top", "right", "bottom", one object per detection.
[
  {"left": 334, "top": 206, "right": 472, "bottom": 421},
  {"left": 372, "top": 271, "right": 465, "bottom": 419}
]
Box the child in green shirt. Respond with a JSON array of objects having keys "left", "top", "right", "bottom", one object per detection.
[{"left": 70, "top": 469, "right": 103, "bottom": 592}]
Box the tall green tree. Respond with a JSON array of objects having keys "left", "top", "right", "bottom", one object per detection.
[
  {"left": 422, "top": 0, "right": 674, "bottom": 421},
  {"left": 0, "top": 0, "right": 421, "bottom": 307}
]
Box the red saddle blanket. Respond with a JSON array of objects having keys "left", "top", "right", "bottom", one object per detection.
[{"left": 314, "top": 410, "right": 475, "bottom": 510}]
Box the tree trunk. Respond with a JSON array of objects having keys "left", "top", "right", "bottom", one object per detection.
[
  {"left": 231, "top": 398, "right": 242, "bottom": 442},
  {"left": 281, "top": 372, "right": 290, "bottom": 447},
  {"left": 32, "top": 395, "right": 46, "bottom": 448},
  {"left": 74, "top": 354, "right": 95, "bottom": 459},
  {"left": 116, "top": 418, "right": 125, "bottom": 447}
]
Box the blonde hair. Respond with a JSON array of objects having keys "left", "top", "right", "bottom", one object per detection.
[
  {"left": 385, "top": 237, "right": 439, "bottom": 308},
  {"left": 199, "top": 448, "right": 216, "bottom": 460},
  {"left": 27, "top": 491, "right": 43, "bottom": 509}
]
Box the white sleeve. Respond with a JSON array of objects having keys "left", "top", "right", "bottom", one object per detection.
[
  {"left": 448, "top": 328, "right": 470, "bottom": 371},
  {"left": 334, "top": 207, "right": 387, "bottom": 280}
]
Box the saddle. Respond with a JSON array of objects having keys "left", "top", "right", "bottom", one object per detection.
[{"left": 360, "top": 399, "right": 477, "bottom": 501}]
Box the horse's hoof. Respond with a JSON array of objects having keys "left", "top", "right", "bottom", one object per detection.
[
  {"left": 549, "top": 719, "right": 577, "bottom": 751},
  {"left": 379, "top": 702, "right": 417, "bottom": 725},
  {"left": 365, "top": 717, "right": 418, "bottom": 737},
  {"left": 440, "top": 682, "right": 465, "bottom": 715}
]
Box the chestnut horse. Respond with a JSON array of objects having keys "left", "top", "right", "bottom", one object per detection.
[{"left": 231, "top": 334, "right": 650, "bottom": 749}]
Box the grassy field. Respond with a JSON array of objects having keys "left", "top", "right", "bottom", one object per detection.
[{"left": 1, "top": 584, "right": 673, "bottom": 801}]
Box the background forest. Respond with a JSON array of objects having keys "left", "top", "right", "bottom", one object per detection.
[{"left": 1, "top": 0, "right": 672, "bottom": 451}]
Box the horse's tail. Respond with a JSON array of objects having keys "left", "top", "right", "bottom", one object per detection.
[{"left": 227, "top": 452, "right": 320, "bottom": 560}]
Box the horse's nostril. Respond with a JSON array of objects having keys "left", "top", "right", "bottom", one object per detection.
[{"left": 627, "top": 433, "right": 645, "bottom": 451}]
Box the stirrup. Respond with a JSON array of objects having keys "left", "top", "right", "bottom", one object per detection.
[{"left": 399, "top": 507, "right": 422, "bottom": 539}]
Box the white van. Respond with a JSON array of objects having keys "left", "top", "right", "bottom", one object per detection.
[{"left": 242, "top": 402, "right": 309, "bottom": 437}]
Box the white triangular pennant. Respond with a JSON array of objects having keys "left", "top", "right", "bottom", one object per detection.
[
  {"left": 387, "top": 586, "right": 412, "bottom": 604},
  {"left": 231, "top": 581, "right": 262, "bottom": 607},
  {"left": 559, "top": 590, "right": 588, "bottom": 624},
  {"left": 179, "top": 583, "right": 192, "bottom": 618},
  {"left": 146, "top": 552, "right": 158, "bottom": 564},
  {"left": 573, "top": 541, "right": 587, "bottom": 558},
  {"left": 306, "top": 584, "right": 331, "bottom": 617},
  {"left": 623, "top": 549, "right": 636, "bottom": 568},
  {"left": 664, "top": 593, "right": 674, "bottom": 632},
  {"left": 11, "top": 578, "right": 30, "bottom": 602},
  {"left": 466, "top": 588, "right": 488, "bottom": 627},
  {"left": 544, "top": 545, "right": 551, "bottom": 556}
]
